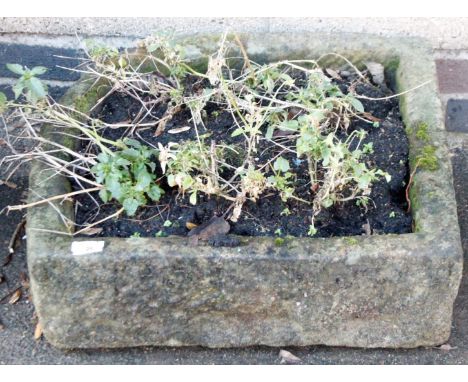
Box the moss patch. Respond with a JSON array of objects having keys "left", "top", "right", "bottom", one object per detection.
[
  {"left": 345, "top": 237, "right": 359, "bottom": 245},
  {"left": 415, "top": 145, "right": 439, "bottom": 171},
  {"left": 406, "top": 122, "right": 430, "bottom": 142},
  {"left": 415, "top": 122, "right": 430, "bottom": 142},
  {"left": 274, "top": 237, "right": 286, "bottom": 247},
  {"left": 407, "top": 121, "right": 439, "bottom": 172},
  {"left": 73, "top": 84, "right": 108, "bottom": 115}
]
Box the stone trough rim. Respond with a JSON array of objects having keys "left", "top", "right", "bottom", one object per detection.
[{"left": 25, "top": 32, "right": 464, "bottom": 349}]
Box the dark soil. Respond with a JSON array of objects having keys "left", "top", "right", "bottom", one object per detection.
[{"left": 74, "top": 69, "right": 412, "bottom": 239}]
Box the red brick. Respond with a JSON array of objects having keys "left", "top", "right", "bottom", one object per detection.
[{"left": 436, "top": 59, "right": 468, "bottom": 94}]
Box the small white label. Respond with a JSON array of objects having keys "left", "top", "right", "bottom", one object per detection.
[{"left": 71, "top": 241, "right": 105, "bottom": 256}]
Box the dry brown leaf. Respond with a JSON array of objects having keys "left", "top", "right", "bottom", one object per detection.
[
  {"left": 186, "top": 222, "right": 198, "bottom": 230},
  {"left": 279, "top": 349, "right": 302, "bottom": 364},
  {"left": 34, "top": 322, "right": 43, "bottom": 340},
  {"left": 168, "top": 126, "right": 191, "bottom": 134},
  {"left": 80, "top": 227, "right": 103, "bottom": 236},
  {"left": 0, "top": 138, "right": 6, "bottom": 146},
  {"left": 188, "top": 216, "right": 230, "bottom": 244},
  {"left": 362, "top": 112, "right": 381, "bottom": 123},
  {"left": 8, "top": 289, "right": 21, "bottom": 305},
  {"left": 0, "top": 274, "right": 4, "bottom": 284}
]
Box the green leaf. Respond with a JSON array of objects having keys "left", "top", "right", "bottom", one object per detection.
[
  {"left": 118, "top": 56, "right": 127, "bottom": 68},
  {"left": 0, "top": 92, "right": 7, "bottom": 113},
  {"left": 182, "top": 175, "right": 194, "bottom": 189},
  {"left": 98, "top": 189, "right": 110, "bottom": 203},
  {"left": 280, "top": 73, "right": 295, "bottom": 87},
  {"left": 321, "top": 146, "right": 331, "bottom": 166},
  {"left": 308, "top": 225, "right": 317, "bottom": 236},
  {"left": 6, "top": 63, "right": 25, "bottom": 76},
  {"left": 362, "top": 142, "right": 374, "bottom": 154},
  {"left": 123, "top": 198, "right": 140, "bottom": 216},
  {"left": 25, "top": 90, "right": 38, "bottom": 104},
  {"left": 264, "top": 77, "right": 274, "bottom": 93},
  {"left": 30, "top": 66, "right": 47, "bottom": 76},
  {"left": 147, "top": 184, "right": 164, "bottom": 201},
  {"left": 280, "top": 120, "right": 299, "bottom": 132},
  {"left": 348, "top": 97, "right": 364, "bottom": 113},
  {"left": 147, "top": 162, "right": 156, "bottom": 172},
  {"left": 321, "top": 198, "right": 334, "bottom": 208},
  {"left": 97, "top": 152, "right": 110, "bottom": 164},
  {"left": 147, "top": 43, "right": 159, "bottom": 53},
  {"left": 167, "top": 174, "right": 176, "bottom": 187},
  {"left": 121, "top": 148, "right": 139, "bottom": 160},
  {"left": 106, "top": 177, "right": 123, "bottom": 199},
  {"left": 115, "top": 157, "right": 131, "bottom": 167},
  {"left": 309, "top": 110, "right": 326, "bottom": 123},
  {"left": 265, "top": 125, "right": 275, "bottom": 140},
  {"left": 357, "top": 174, "right": 372, "bottom": 189},
  {"left": 231, "top": 128, "right": 244, "bottom": 137},
  {"left": 273, "top": 157, "right": 290, "bottom": 173},
  {"left": 12, "top": 81, "right": 24, "bottom": 100},
  {"left": 28, "top": 77, "right": 47, "bottom": 99},
  {"left": 123, "top": 137, "right": 142, "bottom": 148},
  {"left": 135, "top": 170, "right": 152, "bottom": 191}
]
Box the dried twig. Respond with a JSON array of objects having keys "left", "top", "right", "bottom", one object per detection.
[
  {"left": 7, "top": 187, "right": 102, "bottom": 212},
  {"left": 0, "top": 286, "right": 22, "bottom": 304},
  {"left": 5, "top": 219, "right": 26, "bottom": 265},
  {"left": 73, "top": 207, "right": 124, "bottom": 235}
]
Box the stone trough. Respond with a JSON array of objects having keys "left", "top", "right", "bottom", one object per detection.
[{"left": 26, "top": 33, "right": 463, "bottom": 349}]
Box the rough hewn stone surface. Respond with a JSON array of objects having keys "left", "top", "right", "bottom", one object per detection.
[
  {"left": 29, "top": 234, "right": 461, "bottom": 349},
  {"left": 26, "top": 33, "right": 463, "bottom": 349}
]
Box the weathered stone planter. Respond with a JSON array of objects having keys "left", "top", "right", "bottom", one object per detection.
[{"left": 27, "top": 33, "right": 463, "bottom": 349}]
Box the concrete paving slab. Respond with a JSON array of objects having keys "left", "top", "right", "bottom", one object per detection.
[
  {"left": 446, "top": 99, "right": 468, "bottom": 133},
  {"left": 1, "top": 18, "right": 468, "bottom": 50}
]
